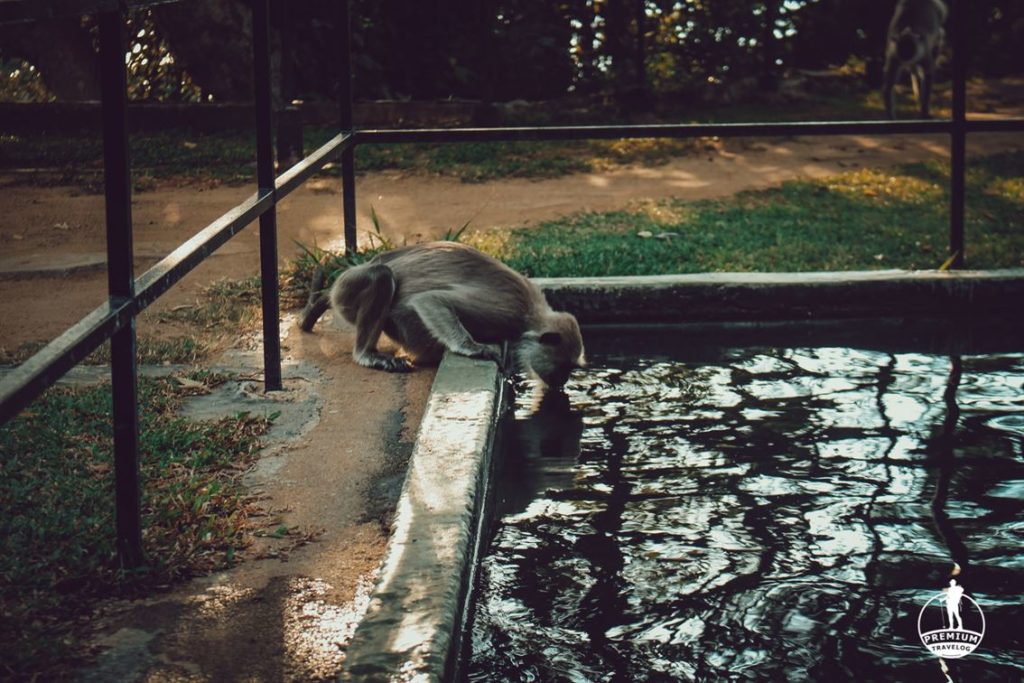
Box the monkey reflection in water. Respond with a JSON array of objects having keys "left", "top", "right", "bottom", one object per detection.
[
  {"left": 327, "top": 242, "right": 586, "bottom": 389},
  {"left": 498, "top": 388, "right": 586, "bottom": 517}
]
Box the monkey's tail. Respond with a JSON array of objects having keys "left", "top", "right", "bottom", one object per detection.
[{"left": 299, "top": 265, "right": 330, "bottom": 332}]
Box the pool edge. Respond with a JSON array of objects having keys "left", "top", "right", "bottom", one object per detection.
[
  {"left": 535, "top": 268, "right": 1024, "bottom": 323},
  {"left": 341, "top": 353, "right": 506, "bottom": 683}
]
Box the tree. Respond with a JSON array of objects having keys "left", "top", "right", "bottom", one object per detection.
[{"left": 0, "top": 16, "right": 100, "bottom": 100}]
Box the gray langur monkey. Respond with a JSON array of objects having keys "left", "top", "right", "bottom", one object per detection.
[
  {"left": 325, "top": 242, "right": 586, "bottom": 388},
  {"left": 882, "top": 0, "right": 947, "bottom": 119}
]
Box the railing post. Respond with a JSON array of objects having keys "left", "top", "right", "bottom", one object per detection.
[
  {"left": 253, "top": 0, "right": 283, "bottom": 391},
  {"left": 98, "top": 8, "right": 144, "bottom": 569},
  {"left": 338, "top": 0, "right": 358, "bottom": 255},
  {"left": 949, "top": 0, "right": 967, "bottom": 269}
]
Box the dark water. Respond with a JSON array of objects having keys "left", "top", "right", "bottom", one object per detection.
[{"left": 465, "top": 334, "right": 1024, "bottom": 682}]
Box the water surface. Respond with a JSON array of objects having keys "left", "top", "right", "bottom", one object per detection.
[{"left": 466, "top": 332, "right": 1024, "bottom": 681}]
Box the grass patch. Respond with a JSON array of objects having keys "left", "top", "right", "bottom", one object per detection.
[
  {"left": 349, "top": 137, "right": 704, "bottom": 183},
  {"left": 0, "top": 129, "right": 258, "bottom": 190},
  {"left": 0, "top": 374, "right": 272, "bottom": 679},
  {"left": 0, "top": 336, "right": 207, "bottom": 368},
  {"left": 155, "top": 276, "right": 265, "bottom": 331},
  {"left": 466, "top": 151, "right": 1024, "bottom": 275}
]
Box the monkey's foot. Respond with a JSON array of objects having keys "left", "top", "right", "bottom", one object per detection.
[{"left": 357, "top": 353, "right": 414, "bottom": 373}]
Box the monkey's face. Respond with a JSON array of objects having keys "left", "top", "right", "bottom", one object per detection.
[{"left": 520, "top": 312, "right": 586, "bottom": 388}]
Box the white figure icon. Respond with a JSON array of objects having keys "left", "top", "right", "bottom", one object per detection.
[{"left": 945, "top": 579, "right": 965, "bottom": 630}]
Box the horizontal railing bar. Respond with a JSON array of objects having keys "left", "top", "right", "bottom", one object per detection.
[
  {"left": 356, "top": 120, "right": 949, "bottom": 144},
  {"left": 0, "top": 0, "right": 179, "bottom": 25},
  {"left": 134, "top": 189, "right": 272, "bottom": 309},
  {"left": 962, "top": 118, "right": 1024, "bottom": 133},
  {"left": 0, "top": 190, "right": 272, "bottom": 422},
  {"left": 0, "top": 299, "right": 132, "bottom": 422},
  {"left": 275, "top": 131, "right": 354, "bottom": 199},
  {"left": 355, "top": 117, "right": 1024, "bottom": 145}
]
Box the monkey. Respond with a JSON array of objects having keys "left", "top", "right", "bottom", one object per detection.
[
  {"left": 882, "top": 0, "right": 947, "bottom": 119},
  {"left": 324, "top": 241, "right": 586, "bottom": 388}
]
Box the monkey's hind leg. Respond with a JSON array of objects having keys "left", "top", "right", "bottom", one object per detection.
[
  {"left": 330, "top": 263, "right": 413, "bottom": 372},
  {"left": 917, "top": 63, "right": 934, "bottom": 119},
  {"left": 882, "top": 57, "right": 900, "bottom": 120},
  {"left": 403, "top": 292, "right": 503, "bottom": 366}
]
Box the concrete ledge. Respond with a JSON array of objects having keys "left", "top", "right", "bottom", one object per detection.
[
  {"left": 535, "top": 268, "right": 1024, "bottom": 324},
  {"left": 341, "top": 353, "right": 505, "bottom": 682}
]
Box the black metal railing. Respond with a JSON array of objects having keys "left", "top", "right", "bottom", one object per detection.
[{"left": 1, "top": 0, "right": 1022, "bottom": 568}]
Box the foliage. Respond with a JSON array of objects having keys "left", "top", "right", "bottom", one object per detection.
[
  {"left": 467, "top": 151, "right": 1024, "bottom": 275},
  {"left": 2, "top": 1, "right": 1021, "bottom": 105},
  {"left": 123, "top": 10, "right": 204, "bottom": 102},
  {"left": 0, "top": 375, "right": 271, "bottom": 679},
  {"left": 0, "top": 59, "right": 54, "bottom": 103}
]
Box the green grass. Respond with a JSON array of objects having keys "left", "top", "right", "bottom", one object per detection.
[
  {"left": 0, "top": 336, "right": 207, "bottom": 367},
  {"left": 0, "top": 374, "right": 271, "bottom": 679},
  {"left": 466, "top": 152, "right": 1024, "bottom": 276},
  {"left": 349, "top": 137, "right": 704, "bottom": 183},
  {"left": 0, "top": 129, "right": 259, "bottom": 189}
]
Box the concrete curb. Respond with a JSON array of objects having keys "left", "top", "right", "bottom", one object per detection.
[
  {"left": 535, "top": 268, "right": 1024, "bottom": 323},
  {"left": 341, "top": 353, "right": 505, "bottom": 682}
]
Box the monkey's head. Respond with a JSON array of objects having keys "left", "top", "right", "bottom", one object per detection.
[{"left": 518, "top": 311, "right": 586, "bottom": 388}]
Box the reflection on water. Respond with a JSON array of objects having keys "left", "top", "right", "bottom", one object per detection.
[{"left": 466, "top": 344, "right": 1024, "bottom": 682}]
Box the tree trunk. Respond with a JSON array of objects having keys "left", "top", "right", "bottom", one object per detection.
[{"left": 0, "top": 16, "right": 101, "bottom": 101}]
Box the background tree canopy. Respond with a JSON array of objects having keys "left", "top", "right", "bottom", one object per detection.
[{"left": 0, "top": 0, "right": 1021, "bottom": 104}]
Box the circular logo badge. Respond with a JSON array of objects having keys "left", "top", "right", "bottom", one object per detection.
[{"left": 917, "top": 579, "right": 985, "bottom": 659}]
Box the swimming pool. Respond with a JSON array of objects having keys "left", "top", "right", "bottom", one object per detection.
[{"left": 464, "top": 325, "right": 1024, "bottom": 681}]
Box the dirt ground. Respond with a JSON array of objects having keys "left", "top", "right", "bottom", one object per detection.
[{"left": 1, "top": 104, "right": 1023, "bottom": 680}]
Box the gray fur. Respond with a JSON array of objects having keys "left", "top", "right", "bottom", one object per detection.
[
  {"left": 328, "top": 242, "right": 585, "bottom": 387},
  {"left": 883, "top": 0, "right": 947, "bottom": 119}
]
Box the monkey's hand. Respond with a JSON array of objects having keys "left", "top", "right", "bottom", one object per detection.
[
  {"left": 466, "top": 343, "right": 504, "bottom": 369},
  {"left": 356, "top": 352, "right": 414, "bottom": 373}
]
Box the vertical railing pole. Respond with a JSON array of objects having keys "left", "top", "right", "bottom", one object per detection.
[
  {"left": 99, "top": 9, "right": 143, "bottom": 569},
  {"left": 253, "top": 0, "right": 283, "bottom": 391},
  {"left": 949, "top": 0, "right": 967, "bottom": 269},
  {"left": 338, "top": 0, "right": 358, "bottom": 255}
]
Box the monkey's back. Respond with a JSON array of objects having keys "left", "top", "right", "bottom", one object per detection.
[
  {"left": 890, "top": 0, "right": 946, "bottom": 34},
  {"left": 383, "top": 242, "right": 546, "bottom": 343}
]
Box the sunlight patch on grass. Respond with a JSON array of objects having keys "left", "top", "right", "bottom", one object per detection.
[{"left": 467, "top": 151, "right": 1024, "bottom": 276}]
